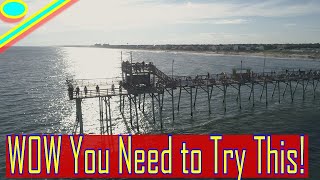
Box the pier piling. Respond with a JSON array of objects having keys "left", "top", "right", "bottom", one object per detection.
[{"left": 75, "top": 98, "right": 83, "bottom": 134}]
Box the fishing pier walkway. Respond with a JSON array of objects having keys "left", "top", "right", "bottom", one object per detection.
[{"left": 66, "top": 60, "right": 320, "bottom": 134}]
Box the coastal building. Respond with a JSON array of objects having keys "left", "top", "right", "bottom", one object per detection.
[{"left": 257, "top": 45, "right": 265, "bottom": 51}]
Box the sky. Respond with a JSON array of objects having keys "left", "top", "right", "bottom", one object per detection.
[{"left": 1, "top": 0, "right": 320, "bottom": 45}]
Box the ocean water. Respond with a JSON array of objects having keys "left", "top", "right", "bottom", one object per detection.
[{"left": 0, "top": 46, "right": 320, "bottom": 179}]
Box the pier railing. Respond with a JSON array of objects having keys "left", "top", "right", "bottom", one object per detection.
[
  {"left": 67, "top": 67, "right": 320, "bottom": 100},
  {"left": 122, "top": 62, "right": 173, "bottom": 84},
  {"left": 67, "top": 77, "right": 123, "bottom": 87},
  {"left": 68, "top": 88, "right": 127, "bottom": 100}
]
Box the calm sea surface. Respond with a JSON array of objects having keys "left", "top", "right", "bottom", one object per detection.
[{"left": 0, "top": 47, "right": 320, "bottom": 179}]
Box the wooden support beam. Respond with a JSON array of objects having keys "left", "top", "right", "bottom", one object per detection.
[
  {"left": 161, "top": 92, "right": 165, "bottom": 125},
  {"left": 313, "top": 79, "right": 318, "bottom": 99},
  {"left": 265, "top": 81, "right": 268, "bottom": 106},
  {"left": 207, "top": 86, "right": 211, "bottom": 114},
  {"left": 151, "top": 93, "right": 155, "bottom": 122},
  {"left": 129, "top": 95, "right": 133, "bottom": 126},
  {"left": 143, "top": 93, "right": 146, "bottom": 114},
  {"left": 302, "top": 80, "right": 305, "bottom": 100},
  {"left": 283, "top": 82, "right": 288, "bottom": 97},
  {"left": 238, "top": 84, "right": 242, "bottom": 109},
  {"left": 194, "top": 86, "right": 198, "bottom": 109},
  {"left": 133, "top": 95, "right": 139, "bottom": 133},
  {"left": 105, "top": 98, "right": 109, "bottom": 134},
  {"left": 249, "top": 83, "right": 253, "bottom": 100},
  {"left": 158, "top": 93, "right": 163, "bottom": 130},
  {"left": 108, "top": 97, "right": 112, "bottom": 135},
  {"left": 292, "top": 81, "right": 299, "bottom": 97},
  {"left": 272, "top": 82, "right": 277, "bottom": 98},
  {"left": 98, "top": 97, "right": 104, "bottom": 134},
  {"left": 223, "top": 85, "right": 227, "bottom": 112},
  {"left": 290, "top": 81, "right": 294, "bottom": 102},
  {"left": 122, "top": 95, "right": 125, "bottom": 113},
  {"left": 252, "top": 83, "right": 255, "bottom": 107},
  {"left": 178, "top": 87, "right": 182, "bottom": 112},
  {"left": 138, "top": 94, "right": 141, "bottom": 109},
  {"left": 190, "top": 87, "right": 193, "bottom": 117},
  {"left": 75, "top": 98, "right": 83, "bottom": 134},
  {"left": 171, "top": 88, "right": 175, "bottom": 122},
  {"left": 210, "top": 85, "right": 214, "bottom": 101},
  {"left": 120, "top": 95, "right": 122, "bottom": 113},
  {"left": 312, "top": 79, "right": 316, "bottom": 99},
  {"left": 260, "top": 82, "right": 265, "bottom": 101},
  {"left": 278, "top": 81, "right": 281, "bottom": 103}
]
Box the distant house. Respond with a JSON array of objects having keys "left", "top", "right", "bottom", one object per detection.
[
  {"left": 257, "top": 45, "right": 265, "bottom": 51},
  {"left": 210, "top": 45, "right": 217, "bottom": 51},
  {"left": 233, "top": 45, "right": 239, "bottom": 51},
  {"left": 277, "top": 44, "right": 286, "bottom": 50}
]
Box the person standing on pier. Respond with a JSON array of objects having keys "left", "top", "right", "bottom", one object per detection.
[
  {"left": 84, "top": 86, "right": 88, "bottom": 97},
  {"left": 142, "top": 61, "right": 145, "bottom": 71},
  {"left": 68, "top": 84, "right": 74, "bottom": 100},
  {"left": 111, "top": 83, "right": 115, "bottom": 93},
  {"left": 119, "top": 81, "right": 122, "bottom": 93},
  {"left": 96, "top": 85, "right": 100, "bottom": 96},
  {"left": 76, "top": 86, "right": 80, "bottom": 97}
]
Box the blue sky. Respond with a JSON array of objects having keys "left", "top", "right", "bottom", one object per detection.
[{"left": 1, "top": 0, "right": 320, "bottom": 45}]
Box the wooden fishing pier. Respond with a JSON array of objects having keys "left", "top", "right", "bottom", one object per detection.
[{"left": 66, "top": 58, "right": 320, "bottom": 134}]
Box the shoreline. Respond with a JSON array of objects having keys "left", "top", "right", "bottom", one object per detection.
[
  {"left": 63, "top": 46, "right": 320, "bottom": 61},
  {"left": 139, "top": 49, "right": 320, "bottom": 61}
]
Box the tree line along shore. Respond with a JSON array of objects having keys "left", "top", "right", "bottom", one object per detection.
[{"left": 79, "top": 43, "right": 320, "bottom": 60}]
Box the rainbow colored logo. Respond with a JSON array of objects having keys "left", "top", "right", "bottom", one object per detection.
[{"left": 0, "top": 0, "right": 77, "bottom": 53}]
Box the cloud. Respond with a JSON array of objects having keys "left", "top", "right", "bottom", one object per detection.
[
  {"left": 198, "top": 32, "right": 262, "bottom": 44},
  {"left": 214, "top": 19, "right": 249, "bottom": 25},
  {"left": 10, "top": 0, "right": 320, "bottom": 45},
  {"left": 37, "top": 0, "right": 320, "bottom": 32},
  {"left": 180, "top": 18, "right": 249, "bottom": 25},
  {"left": 284, "top": 23, "right": 297, "bottom": 27}
]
